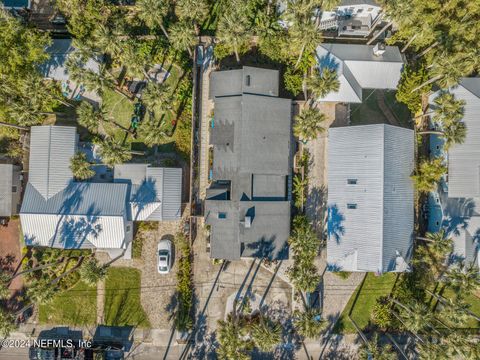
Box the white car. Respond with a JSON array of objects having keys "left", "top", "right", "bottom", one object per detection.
[{"left": 157, "top": 239, "right": 172, "bottom": 274}]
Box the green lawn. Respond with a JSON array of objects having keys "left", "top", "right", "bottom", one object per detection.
[
  {"left": 350, "top": 89, "right": 412, "bottom": 128},
  {"left": 39, "top": 281, "right": 97, "bottom": 326},
  {"left": 104, "top": 267, "right": 150, "bottom": 328},
  {"left": 334, "top": 273, "right": 397, "bottom": 334}
]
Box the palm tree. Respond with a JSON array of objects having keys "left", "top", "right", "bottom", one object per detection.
[
  {"left": 70, "top": 152, "right": 95, "bottom": 180},
  {"left": 92, "top": 23, "right": 122, "bottom": 58},
  {"left": 442, "top": 264, "right": 480, "bottom": 298},
  {"left": 293, "top": 308, "right": 326, "bottom": 339},
  {"left": 141, "top": 81, "right": 172, "bottom": 112},
  {"left": 0, "top": 308, "right": 15, "bottom": 337},
  {"left": 398, "top": 301, "right": 433, "bottom": 333},
  {"left": 169, "top": 21, "right": 197, "bottom": 57},
  {"left": 359, "top": 334, "right": 397, "bottom": 360},
  {"left": 136, "top": 0, "right": 170, "bottom": 38},
  {"left": 292, "top": 174, "right": 307, "bottom": 209},
  {"left": 216, "top": 313, "right": 252, "bottom": 360},
  {"left": 410, "top": 158, "right": 446, "bottom": 193},
  {"left": 306, "top": 67, "right": 340, "bottom": 101},
  {"left": 416, "top": 231, "right": 453, "bottom": 278},
  {"left": 289, "top": 215, "right": 320, "bottom": 260},
  {"left": 175, "top": 0, "right": 209, "bottom": 34},
  {"left": 293, "top": 108, "right": 326, "bottom": 141},
  {"left": 79, "top": 258, "right": 108, "bottom": 286},
  {"left": 250, "top": 315, "right": 282, "bottom": 352},
  {"left": 289, "top": 19, "right": 323, "bottom": 69},
  {"left": 26, "top": 278, "right": 56, "bottom": 305},
  {"left": 217, "top": 10, "right": 251, "bottom": 63},
  {"left": 137, "top": 117, "right": 168, "bottom": 147},
  {"left": 96, "top": 138, "right": 132, "bottom": 167},
  {"left": 76, "top": 101, "right": 106, "bottom": 133},
  {"left": 288, "top": 262, "right": 321, "bottom": 292}
]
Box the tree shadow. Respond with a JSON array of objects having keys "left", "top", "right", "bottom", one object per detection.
[
  {"left": 327, "top": 204, "right": 345, "bottom": 244},
  {"left": 442, "top": 197, "right": 476, "bottom": 237},
  {"left": 306, "top": 185, "right": 328, "bottom": 238}
]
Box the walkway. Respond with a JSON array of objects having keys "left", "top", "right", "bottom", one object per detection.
[
  {"left": 375, "top": 91, "right": 400, "bottom": 127},
  {"left": 96, "top": 279, "right": 105, "bottom": 324}
]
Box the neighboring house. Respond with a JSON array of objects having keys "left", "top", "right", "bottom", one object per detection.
[
  {"left": 39, "top": 38, "right": 100, "bottom": 82},
  {"left": 205, "top": 67, "right": 292, "bottom": 261},
  {"left": 327, "top": 124, "right": 414, "bottom": 273},
  {"left": 316, "top": 43, "right": 404, "bottom": 103},
  {"left": 277, "top": 0, "right": 384, "bottom": 37},
  {"left": 319, "top": 0, "right": 383, "bottom": 37},
  {"left": 428, "top": 78, "right": 480, "bottom": 269},
  {"left": 0, "top": 0, "right": 30, "bottom": 9},
  {"left": 0, "top": 164, "right": 22, "bottom": 218},
  {"left": 20, "top": 126, "right": 182, "bottom": 256},
  {"left": 39, "top": 38, "right": 101, "bottom": 103}
]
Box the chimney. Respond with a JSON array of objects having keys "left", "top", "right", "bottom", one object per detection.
[{"left": 373, "top": 42, "right": 386, "bottom": 56}]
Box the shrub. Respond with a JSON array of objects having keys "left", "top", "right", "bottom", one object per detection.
[
  {"left": 284, "top": 67, "right": 303, "bottom": 96},
  {"left": 335, "top": 272, "right": 351, "bottom": 280},
  {"left": 371, "top": 296, "right": 394, "bottom": 329},
  {"left": 175, "top": 233, "right": 194, "bottom": 332}
]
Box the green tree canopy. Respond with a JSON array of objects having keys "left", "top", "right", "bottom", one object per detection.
[
  {"left": 70, "top": 152, "right": 95, "bottom": 180},
  {"left": 293, "top": 108, "right": 326, "bottom": 141},
  {"left": 79, "top": 258, "right": 108, "bottom": 285},
  {"left": 293, "top": 308, "right": 326, "bottom": 339},
  {"left": 95, "top": 138, "right": 132, "bottom": 167},
  {"left": 411, "top": 158, "right": 446, "bottom": 193}
]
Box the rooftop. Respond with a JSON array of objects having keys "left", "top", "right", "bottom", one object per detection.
[
  {"left": 327, "top": 124, "right": 414, "bottom": 273},
  {"left": 205, "top": 67, "right": 292, "bottom": 260}
]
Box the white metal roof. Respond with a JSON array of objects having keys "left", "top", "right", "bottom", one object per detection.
[
  {"left": 315, "top": 43, "right": 404, "bottom": 103},
  {"left": 327, "top": 124, "right": 414, "bottom": 272}
]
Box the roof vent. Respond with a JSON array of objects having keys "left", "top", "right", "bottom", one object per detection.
[
  {"left": 244, "top": 216, "right": 252, "bottom": 228},
  {"left": 373, "top": 42, "right": 386, "bottom": 56}
]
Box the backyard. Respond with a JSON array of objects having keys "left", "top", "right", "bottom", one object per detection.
[
  {"left": 350, "top": 89, "right": 412, "bottom": 128},
  {"left": 104, "top": 267, "right": 150, "bottom": 328},
  {"left": 39, "top": 281, "right": 97, "bottom": 326}
]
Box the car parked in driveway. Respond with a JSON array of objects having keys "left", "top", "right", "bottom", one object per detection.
[{"left": 157, "top": 239, "right": 172, "bottom": 274}]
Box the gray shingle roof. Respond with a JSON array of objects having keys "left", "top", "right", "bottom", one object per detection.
[
  {"left": 316, "top": 43, "right": 404, "bottom": 103},
  {"left": 327, "top": 124, "right": 414, "bottom": 272},
  {"left": 206, "top": 67, "right": 291, "bottom": 260}
]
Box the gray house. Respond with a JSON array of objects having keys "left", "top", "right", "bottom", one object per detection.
[
  {"left": 0, "top": 164, "right": 22, "bottom": 218},
  {"left": 20, "top": 126, "right": 182, "bottom": 256},
  {"left": 327, "top": 124, "right": 414, "bottom": 273},
  {"left": 428, "top": 78, "right": 480, "bottom": 269},
  {"left": 316, "top": 43, "right": 404, "bottom": 103},
  {"left": 205, "top": 67, "right": 292, "bottom": 261}
]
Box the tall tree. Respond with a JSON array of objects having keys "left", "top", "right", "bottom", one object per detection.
[
  {"left": 359, "top": 334, "right": 397, "bottom": 360},
  {"left": 217, "top": 4, "right": 252, "bottom": 63},
  {"left": 75, "top": 101, "right": 107, "bottom": 133},
  {"left": 137, "top": 117, "right": 168, "bottom": 147},
  {"left": 175, "top": 0, "right": 209, "bottom": 34},
  {"left": 79, "top": 258, "right": 108, "bottom": 285},
  {"left": 0, "top": 308, "right": 15, "bottom": 337},
  {"left": 293, "top": 308, "right": 326, "bottom": 339},
  {"left": 136, "top": 0, "right": 170, "bottom": 38},
  {"left": 306, "top": 67, "right": 340, "bottom": 101},
  {"left": 95, "top": 138, "right": 132, "bottom": 167},
  {"left": 169, "top": 21, "right": 197, "bottom": 57},
  {"left": 293, "top": 108, "right": 326, "bottom": 141},
  {"left": 410, "top": 158, "right": 446, "bottom": 193},
  {"left": 26, "top": 278, "right": 56, "bottom": 305},
  {"left": 250, "top": 315, "right": 282, "bottom": 352},
  {"left": 70, "top": 152, "right": 95, "bottom": 180},
  {"left": 141, "top": 81, "right": 173, "bottom": 113},
  {"left": 216, "top": 313, "right": 252, "bottom": 360}
]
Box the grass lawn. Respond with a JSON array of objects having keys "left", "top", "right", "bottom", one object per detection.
[
  {"left": 39, "top": 281, "right": 97, "bottom": 326},
  {"left": 104, "top": 267, "right": 150, "bottom": 328},
  {"left": 350, "top": 89, "right": 412, "bottom": 128},
  {"left": 333, "top": 273, "right": 397, "bottom": 334}
]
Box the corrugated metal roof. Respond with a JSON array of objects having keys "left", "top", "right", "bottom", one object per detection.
[
  {"left": 21, "top": 213, "right": 128, "bottom": 249},
  {"left": 315, "top": 44, "right": 404, "bottom": 103},
  {"left": 161, "top": 168, "right": 182, "bottom": 220},
  {"left": 0, "top": 164, "right": 13, "bottom": 217},
  {"left": 437, "top": 78, "right": 480, "bottom": 198},
  {"left": 29, "top": 126, "right": 76, "bottom": 200},
  {"left": 327, "top": 124, "right": 414, "bottom": 273}
]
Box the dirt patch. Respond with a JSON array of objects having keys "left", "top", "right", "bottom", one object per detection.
[{"left": 0, "top": 219, "right": 23, "bottom": 298}]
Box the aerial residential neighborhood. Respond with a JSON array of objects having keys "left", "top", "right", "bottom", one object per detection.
[{"left": 0, "top": 0, "right": 479, "bottom": 359}]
